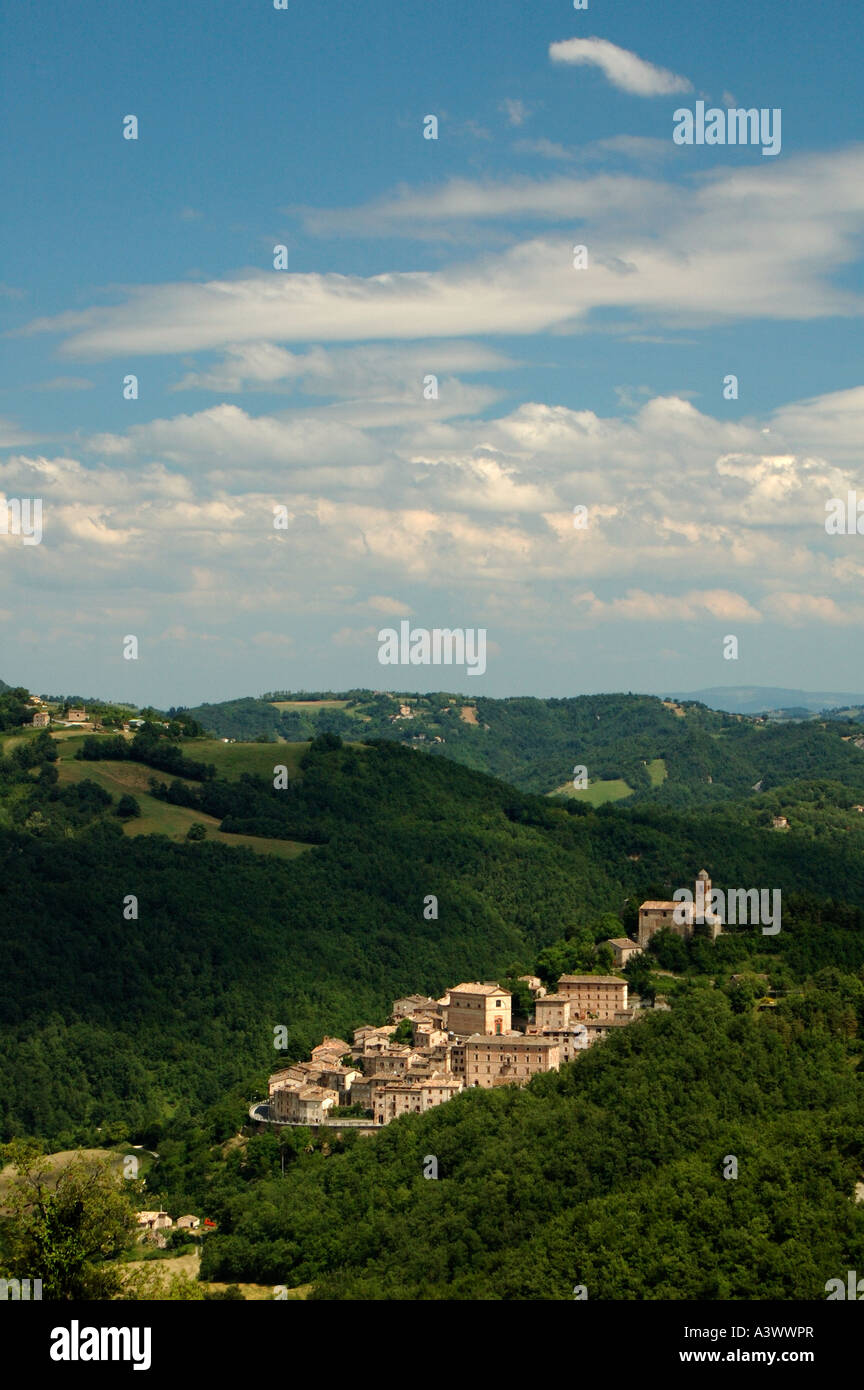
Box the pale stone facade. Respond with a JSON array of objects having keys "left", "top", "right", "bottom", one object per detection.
[
  {"left": 536, "top": 1025, "right": 589, "bottom": 1063},
  {"left": 392, "top": 994, "right": 438, "bottom": 1020},
  {"left": 271, "top": 1082, "right": 338, "bottom": 1124},
  {"left": 372, "top": 1074, "right": 463, "bottom": 1125},
  {"left": 444, "top": 983, "right": 511, "bottom": 1038},
  {"left": 533, "top": 994, "right": 571, "bottom": 1030},
  {"left": 137, "top": 1210, "right": 172, "bottom": 1231},
  {"left": 607, "top": 937, "right": 642, "bottom": 967},
  {"left": 265, "top": 963, "right": 637, "bottom": 1128},
  {"left": 464, "top": 1034, "right": 560, "bottom": 1088},
  {"left": 557, "top": 975, "right": 628, "bottom": 1021}
]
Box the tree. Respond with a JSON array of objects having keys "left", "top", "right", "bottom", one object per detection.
[
  {"left": 648, "top": 929, "right": 689, "bottom": 973},
  {"left": 4, "top": 1147, "right": 139, "bottom": 1299},
  {"left": 116, "top": 795, "right": 141, "bottom": 819},
  {"left": 594, "top": 943, "right": 615, "bottom": 972},
  {"left": 186, "top": 822, "right": 207, "bottom": 841}
]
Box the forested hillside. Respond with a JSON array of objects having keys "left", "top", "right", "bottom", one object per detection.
[
  {"left": 195, "top": 990, "right": 864, "bottom": 1299},
  {"left": 4, "top": 711, "right": 864, "bottom": 1142},
  {"left": 181, "top": 689, "right": 864, "bottom": 802}
]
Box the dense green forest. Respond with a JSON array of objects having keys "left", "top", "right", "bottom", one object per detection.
[{"left": 4, "top": 710, "right": 864, "bottom": 1142}]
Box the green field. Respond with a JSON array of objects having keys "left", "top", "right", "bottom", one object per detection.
[
  {"left": 647, "top": 757, "right": 667, "bottom": 786},
  {"left": 192, "top": 739, "right": 308, "bottom": 780},
  {"left": 46, "top": 734, "right": 309, "bottom": 782},
  {"left": 269, "top": 699, "right": 349, "bottom": 711},
  {"left": 551, "top": 776, "right": 635, "bottom": 805},
  {"left": 50, "top": 740, "right": 313, "bottom": 858}
]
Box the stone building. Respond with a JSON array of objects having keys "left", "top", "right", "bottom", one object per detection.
[
  {"left": 533, "top": 994, "right": 571, "bottom": 1030},
  {"left": 557, "top": 975, "right": 628, "bottom": 1021},
  {"left": 412, "top": 1018, "right": 448, "bottom": 1049},
  {"left": 137, "top": 1210, "right": 172, "bottom": 1232},
  {"left": 637, "top": 870, "right": 722, "bottom": 948},
  {"left": 271, "top": 1083, "right": 339, "bottom": 1125},
  {"left": 392, "top": 994, "right": 438, "bottom": 1020},
  {"left": 518, "top": 975, "right": 546, "bottom": 997},
  {"left": 536, "top": 1025, "right": 589, "bottom": 1063},
  {"left": 320, "top": 1064, "right": 361, "bottom": 1098},
  {"left": 444, "top": 983, "right": 511, "bottom": 1038},
  {"left": 372, "top": 1074, "right": 462, "bottom": 1125},
  {"left": 607, "top": 937, "right": 642, "bottom": 968},
  {"left": 352, "top": 1025, "right": 396, "bottom": 1057},
  {"left": 464, "top": 1034, "right": 559, "bottom": 1089},
  {"left": 311, "top": 1037, "right": 350, "bottom": 1063}
]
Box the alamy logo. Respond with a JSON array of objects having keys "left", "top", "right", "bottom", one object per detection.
[
  {"left": 825, "top": 493, "right": 864, "bottom": 534},
  {"left": 673, "top": 101, "right": 781, "bottom": 157},
  {"left": 377, "top": 621, "right": 487, "bottom": 677},
  {"left": 1, "top": 498, "right": 42, "bottom": 545},
  {"left": 50, "top": 1321, "right": 151, "bottom": 1371},
  {"left": 0, "top": 1277, "right": 42, "bottom": 1300},
  {"left": 673, "top": 881, "right": 781, "bottom": 935},
  {"left": 825, "top": 1271, "right": 864, "bottom": 1299}
]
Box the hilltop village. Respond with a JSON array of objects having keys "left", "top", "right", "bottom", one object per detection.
[
  {"left": 265, "top": 871, "right": 720, "bottom": 1128},
  {"left": 267, "top": 973, "right": 638, "bottom": 1127}
]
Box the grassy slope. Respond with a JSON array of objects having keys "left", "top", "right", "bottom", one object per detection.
[{"left": 47, "top": 737, "right": 311, "bottom": 858}]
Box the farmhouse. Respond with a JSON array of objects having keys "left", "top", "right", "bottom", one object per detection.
[{"left": 607, "top": 937, "right": 642, "bottom": 967}]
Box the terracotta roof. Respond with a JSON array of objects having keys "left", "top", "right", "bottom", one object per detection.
[
  {"left": 449, "top": 982, "right": 508, "bottom": 996},
  {"left": 559, "top": 975, "right": 627, "bottom": 986}
]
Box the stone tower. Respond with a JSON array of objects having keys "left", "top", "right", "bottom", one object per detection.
[{"left": 695, "top": 868, "right": 722, "bottom": 940}]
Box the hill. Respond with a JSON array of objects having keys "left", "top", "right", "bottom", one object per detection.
[
  {"left": 196, "top": 989, "right": 864, "bottom": 1299},
  {"left": 181, "top": 689, "right": 864, "bottom": 804},
  {"left": 671, "top": 685, "right": 864, "bottom": 716},
  {"left": 5, "top": 712, "right": 864, "bottom": 1141}
]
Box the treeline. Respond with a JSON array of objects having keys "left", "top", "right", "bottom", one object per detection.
[{"left": 75, "top": 730, "right": 216, "bottom": 781}]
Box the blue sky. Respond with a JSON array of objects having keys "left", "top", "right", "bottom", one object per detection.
[{"left": 2, "top": 0, "right": 864, "bottom": 705}]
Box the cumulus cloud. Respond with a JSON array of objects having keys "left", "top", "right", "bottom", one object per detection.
[
  {"left": 2, "top": 380, "right": 862, "bottom": 663},
  {"left": 548, "top": 37, "right": 692, "bottom": 96}
]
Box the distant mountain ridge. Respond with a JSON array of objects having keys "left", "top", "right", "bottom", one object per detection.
[{"left": 670, "top": 686, "right": 864, "bottom": 715}]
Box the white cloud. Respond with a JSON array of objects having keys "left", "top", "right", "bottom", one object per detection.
[
  {"left": 24, "top": 150, "right": 864, "bottom": 359},
  {"left": 500, "top": 98, "right": 530, "bottom": 127},
  {"left": 5, "top": 379, "right": 864, "bottom": 659},
  {"left": 548, "top": 37, "right": 692, "bottom": 96},
  {"left": 573, "top": 589, "right": 762, "bottom": 623}
]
